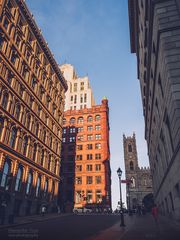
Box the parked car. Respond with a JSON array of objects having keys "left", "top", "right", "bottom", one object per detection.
[{"left": 73, "top": 207, "right": 92, "bottom": 214}]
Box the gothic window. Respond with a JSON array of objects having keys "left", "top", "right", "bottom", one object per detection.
[
  {"left": 36, "top": 176, "right": 41, "bottom": 197},
  {"left": 14, "top": 104, "right": 21, "bottom": 120},
  {"left": 128, "top": 144, "right": 132, "bottom": 152},
  {"left": 15, "top": 166, "right": 23, "bottom": 191},
  {"left": 130, "top": 161, "right": 134, "bottom": 171},
  {"left": 95, "top": 115, "right": 101, "bottom": 121},
  {"left": 35, "top": 123, "right": 39, "bottom": 136},
  {"left": 26, "top": 114, "right": 31, "bottom": 128},
  {"left": 44, "top": 179, "right": 48, "bottom": 196},
  {"left": 70, "top": 117, "right": 75, "bottom": 124},
  {"left": 87, "top": 116, "right": 93, "bottom": 122},
  {"left": 23, "top": 136, "right": 28, "bottom": 156},
  {"left": 26, "top": 172, "right": 33, "bottom": 195},
  {"left": 0, "top": 117, "right": 4, "bottom": 138},
  {"left": 41, "top": 149, "right": 44, "bottom": 166},
  {"left": 78, "top": 117, "right": 83, "bottom": 124},
  {"left": 0, "top": 160, "right": 10, "bottom": 189},
  {"left": 32, "top": 143, "right": 37, "bottom": 161},
  {"left": 9, "top": 127, "right": 17, "bottom": 148},
  {"left": 1, "top": 92, "right": 8, "bottom": 110},
  {"left": 131, "top": 177, "right": 135, "bottom": 188}
]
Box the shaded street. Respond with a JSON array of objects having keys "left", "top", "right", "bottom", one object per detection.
[{"left": 0, "top": 213, "right": 180, "bottom": 240}]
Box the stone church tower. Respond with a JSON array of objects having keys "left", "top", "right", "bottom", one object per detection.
[{"left": 123, "top": 133, "right": 152, "bottom": 210}]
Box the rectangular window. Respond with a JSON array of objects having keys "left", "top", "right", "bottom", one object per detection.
[
  {"left": 75, "top": 177, "right": 82, "bottom": 185},
  {"left": 74, "top": 83, "right": 77, "bottom": 92},
  {"left": 86, "top": 176, "right": 93, "bottom": 184},
  {"left": 87, "top": 144, "right": 93, "bottom": 150},
  {"left": 77, "top": 145, "right": 83, "bottom": 150},
  {"left": 76, "top": 155, "right": 83, "bottom": 161},
  {"left": 87, "top": 126, "right": 93, "bottom": 131},
  {"left": 95, "top": 164, "right": 101, "bottom": 171},
  {"left": 84, "top": 94, "right": 87, "bottom": 103},
  {"left": 80, "top": 94, "right": 83, "bottom": 103},
  {"left": 95, "top": 176, "right": 101, "bottom": 184},
  {"left": 96, "top": 190, "right": 102, "bottom": 203},
  {"left": 87, "top": 154, "right": 93, "bottom": 160},
  {"left": 95, "top": 134, "right": 101, "bottom": 140},
  {"left": 75, "top": 191, "right": 81, "bottom": 203},
  {"left": 70, "top": 127, "right": 76, "bottom": 133},
  {"left": 80, "top": 82, "right": 84, "bottom": 91},
  {"left": 69, "top": 137, "right": 75, "bottom": 142},
  {"left": 77, "top": 135, "right": 83, "bottom": 141},
  {"left": 87, "top": 135, "right": 93, "bottom": 140},
  {"left": 76, "top": 165, "right": 82, "bottom": 172},
  {"left": 78, "top": 127, "right": 83, "bottom": 132},
  {"left": 86, "top": 165, "right": 92, "bottom": 171},
  {"left": 95, "top": 125, "right": 101, "bottom": 131},
  {"left": 95, "top": 143, "right": 101, "bottom": 149},
  {"left": 86, "top": 190, "right": 93, "bottom": 203}
]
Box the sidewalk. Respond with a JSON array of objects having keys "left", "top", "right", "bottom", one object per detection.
[
  {"left": 87, "top": 213, "right": 180, "bottom": 240},
  {"left": 0, "top": 212, "right": 72, "bottom": 230}
]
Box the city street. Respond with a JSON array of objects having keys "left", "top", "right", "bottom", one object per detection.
[{"left": 0, "top": 213, "right": 180, "bottom": 240}]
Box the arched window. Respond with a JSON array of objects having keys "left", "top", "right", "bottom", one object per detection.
[
  {"left": 23, "top": 136, "right": 28, "bottom": 156},
  {"left": 41, "top": 149, "right": 44, "bottom": 166},
  {"left": 87, "top": 116, "right": 93, "bottom": 122},
  {"left": 0, "top": 117, "right": 4, "bottom": 138},
  {"left": 26, "top": 172, "right": 33, "bottom": 195},
  {"left": 43, "top": 129, "right": 46, "bottom": 143},
  {"left": 95, "top": 115, "right": 101, "bottom": 121},
  {"left": 131, "top": 177, "right": 135, "bottom": 188},
  {"left": 32, "top": 143, "right": 37, "bottom": 161},
  {"left": 48, "top": 155, "right": 51, "bottom": 170},
  {"left": 49, "top": 135, "right": 52, "bottom": 148},
  {"left": 44, "top": 179, "right": 48, "bottom": 196},
  {"left": 9, "top": 127, "right": 17, "bottom": 148},
  {"left": 26, "top": 114, "right": 31, "bottom": 128},
  {"left": 14, "top": 104, "right": 21, "bottom": 120},
  {"left": 1, "top": 92, "right": 8, "bottom": 110},
  {"left": 0, "top": 161, "right": 10, "bottom": 188},
  {"left": 36, "top": 176, "right": 41, "bottom": 197},
  {"left": 128, "top": 144, "right": 132, "bottom": 152},
  {"left": 62, "top": 118, "right": 66, "bottom": 125},
  {"left": 35, "top": 123, "right": 39, "bottom": 136},
  {"left": 130, "top": 161, "right": 134, "bottom": 171},
  {"left": 70, "top": 117, "right": 75, "bottom": 124},
  {"left": 78, "top": 117, "right": 83, "bottom": 124},
  {"left": 15, "top": 166, "right": 23, "bottom": 191}
]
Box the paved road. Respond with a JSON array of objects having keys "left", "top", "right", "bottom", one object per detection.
[
  {"left": 0, "top": 214, "right": 120, "bottom": 240},
  {"left": 0, "top": 213, "right": 180, "bottom": 240}
]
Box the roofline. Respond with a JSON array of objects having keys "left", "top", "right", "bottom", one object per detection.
[{"left": 17, "top": 0, "right": 68, "bottom": 91}]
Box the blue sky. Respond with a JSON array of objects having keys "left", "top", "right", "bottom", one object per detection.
[{"left": 26, "top": 0, "right": 149, "bottom": 209}]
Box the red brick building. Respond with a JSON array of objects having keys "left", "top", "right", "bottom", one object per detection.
[{"left": 59, "top": 98, "right": 111, "bottom": 212}]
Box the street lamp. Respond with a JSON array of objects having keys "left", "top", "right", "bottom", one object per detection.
[{"left": 117, "top": 167, "right": 125, "bottom": 227}]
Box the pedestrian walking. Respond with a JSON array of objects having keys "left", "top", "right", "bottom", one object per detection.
[
  {"left": 151, "top": 204, "right": 158, "bottom": 223},
  {"left": 41, "top": 205, "right": 46, "bottom": 217},
  {"left": 0, "top": 201, "right": 7, "bottom": 225}
]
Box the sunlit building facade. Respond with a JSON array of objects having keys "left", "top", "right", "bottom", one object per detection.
[
  {"left": 59, "top": 98, "right": 111, "bottom": 212},
  {"left": 0, "top": 0, "right": 67, "bottom": 217}
]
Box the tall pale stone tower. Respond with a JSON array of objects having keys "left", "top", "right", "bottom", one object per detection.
[
  {"left": 123, "top": 134, "right": 152, "bottom": 209},
  {"left": 59, "top": 64, "right": 95, "bottom": 111}
]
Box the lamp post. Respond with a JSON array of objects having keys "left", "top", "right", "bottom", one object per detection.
[{"left": 117, "top": 167, "right": 125, "bottom": 227}]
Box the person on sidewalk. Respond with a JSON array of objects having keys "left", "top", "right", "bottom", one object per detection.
[
  {"left": 0, "top": 201, "right": 7, "bottom": 225},
  {"left": 151, "top": 204, "right": 158, "bottom": 223},
  {"left": 41, "top": 205, "right": 46, "bottom": 217}
]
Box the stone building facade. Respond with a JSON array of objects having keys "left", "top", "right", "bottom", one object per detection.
[
  {"left": 123, "top": 134, "right": 152, "bottom": 210},
  {"left": 60, "top": 64, "right": 95, "bottom": 111},
  {"left": 59, "top": 98, "right": 111, "bottom": 212},
  {"left": 0, "top": 0, "right": 67, "bottom": 217},
  {"left": 128, "top": 0, "right": 180, "bottom": 221}
]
